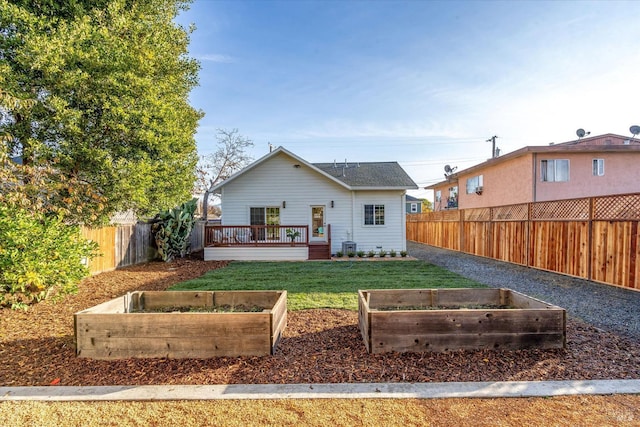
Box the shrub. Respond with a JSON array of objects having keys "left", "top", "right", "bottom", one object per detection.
[
  {"left": 347, "top": 251, "right": 355, "bottom": 258},
  {"left": 400, "top": 250, "right": 408, "bottom": 257},
  {"left": 379, "top": 249, "right": 387, "bottom": 258},
  {"left": 390, "top": 249, "right": 397, "bottom": 257},
  {"left": 151, "top": 198, "right": 198, "bottom": 262},
  {"left": 356, "top": 250, "right": 365, "bottom": 258},
  {"left": 0, "top": 206, "right": 98, "bottom": 309},
  {"left": 336, "top": 251, "right": 343, "bottom": 257},
  {"left": 367, "top": 250, "right": 376, "bottom": 258}
]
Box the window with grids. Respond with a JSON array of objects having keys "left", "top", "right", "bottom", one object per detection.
[
  {"left": 410, "top": 203, "right": 418, "bottom": 213},
  {"left": 593, "top": 159, "right": 604, "bottom": 176},
  {"left": 250, "top": 207, "right": 280, "bottom": 240},
  {"left": 364, "top": 204, "right": 385, "bottom": 225},
  {"left": 541, "top": 159, "right": 569, "bottom": 182}
]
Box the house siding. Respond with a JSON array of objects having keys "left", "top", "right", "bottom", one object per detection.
[
  {"left": 352, "top": 191, "right": 407, "bottom": 253},
  {"left": 219, "top": 152, "right": 353, "bottom": 254},
  {"left": 217, "top": 151, "right": 409, "bottom": 255}
]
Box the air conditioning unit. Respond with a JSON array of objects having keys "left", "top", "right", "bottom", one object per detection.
[{"left": 475, "top": 186, "right": 483, "bottom": 194}]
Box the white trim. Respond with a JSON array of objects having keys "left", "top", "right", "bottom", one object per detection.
[{"left": 205, "top": 247, "right": 308, "bottom": 261}]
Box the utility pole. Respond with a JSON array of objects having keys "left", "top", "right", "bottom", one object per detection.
[{"left": 486, "top": 135, "right": 499, "bottom": 158}]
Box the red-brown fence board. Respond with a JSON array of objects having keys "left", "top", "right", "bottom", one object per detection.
[
  {"left": 491, "top": 221, "right": 528, "bottom": 265},
  {"left": 591, "top": 221, "right": 640, "bottom": 289},
  {"left": 409, "top": 192, "right": 640, "bottom": 291}
]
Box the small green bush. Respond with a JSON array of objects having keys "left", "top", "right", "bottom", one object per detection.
[
  {"left": 390, "top": 249, "right": 397, "bottom": 257},
  {"left": 400, "top": 250, "right": 408, "bottom": 257},
  {"left": 379, "top": 249, "right": 387, "bottom": 258},
  {"left": 356, "top": 250, "right": 365, "bottom": 258},
  {"left": 335, "top": 251, "right": 343, "bottom": 257},
  {"left": 367, "top": 250, "right": 376, "bottom": 258},
  {"left": 347, "top": 251, "right": 355, "bottom": 258},
  {"left": 0, "top": 206, "right": 98, "bottom": 309}
]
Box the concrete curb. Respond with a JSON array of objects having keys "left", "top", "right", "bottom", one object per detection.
[{"left": 2, "top": 380, "right": 639, "bottom": 401}]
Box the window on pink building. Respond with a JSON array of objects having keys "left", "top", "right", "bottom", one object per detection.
[
  {"left": 592, "top": 159, "right": 605, "bottom": 176},
  {"left": 541, "top": 159, "right": 569, "bottom": 182}
]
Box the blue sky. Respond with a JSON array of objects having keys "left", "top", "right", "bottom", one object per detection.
[{"left": 176, "top": 0, "right": 640, "bottom": 200}]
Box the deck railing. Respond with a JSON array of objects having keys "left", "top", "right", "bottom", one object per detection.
[{"left": 204, "top": 225, "right": 310, "bottom": 247}]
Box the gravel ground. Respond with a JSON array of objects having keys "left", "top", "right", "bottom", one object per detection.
[{"left": 408, "top": 241, "right": 640, "bottom": 342}]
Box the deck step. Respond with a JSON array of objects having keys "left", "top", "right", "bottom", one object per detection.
[{"left": 308, "top": 243, "right": 331, "bottom": 260}]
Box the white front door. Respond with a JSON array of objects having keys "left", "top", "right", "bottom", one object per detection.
[{"left": 310, "top": 206, "right": 326, "bottom": 242}]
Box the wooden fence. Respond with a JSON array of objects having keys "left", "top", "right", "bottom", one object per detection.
[
  {"left": 80, "top": 220, "right": 206, "bottom": 275},
  {"left": 407, "top": 193, "right": 640, "bottom": 290}
]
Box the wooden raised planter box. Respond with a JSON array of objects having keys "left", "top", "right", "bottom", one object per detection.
[
  {"left": 358, "top": 288, "right": 566, "bottom": 353},
  {"left": 75, "top": 290, "right": 287, "bottom": 360}
]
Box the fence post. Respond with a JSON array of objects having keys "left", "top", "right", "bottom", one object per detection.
[
  {"left": 587, "top": 197, "right": 594, "bottom": 282},
  {"left": 526, "top": 203, "right": 532, "bottom": 268},
  {"left": 459, "top": 209, "right": 464, "bottom": 253}
]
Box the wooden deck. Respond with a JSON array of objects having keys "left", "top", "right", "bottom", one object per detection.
[{"left": 204, "top": 224, "right": 332, "bottom": 260}]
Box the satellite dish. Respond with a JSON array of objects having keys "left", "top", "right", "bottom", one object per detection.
[
  {"left": 576, "top": 128, "right": 585, "bottom": 138},
  {"left": 444, "top": 165, "right": 452, "bottom": 173},
  {"left": 630, "top": 125, "right": 640, "bottom": 136}
]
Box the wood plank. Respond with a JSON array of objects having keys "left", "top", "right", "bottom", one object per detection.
[
  {"left": 366, "top": 289, "right": 434, "bottom": 308},
  {"left": 433, "top": 288, "right": 502, "bottom": 306},
  {"left": 75, "top": 296, "right": 126, "bottom": 314},
  {"left": 76, "top": 313, "right": 271, "bottom": 341},
  {"left": 507, "top": 290, "right": 560, "bottom": 309},
  {"left": 78, "top": 335, "right": 271, "bottom": 359},
  {"left": 138, "top": 291, "right": 214, "bottom": 309},
  {"left": 213, "top": 290, "right": 283, "bottom": 307},
  {"left": 370, "top": 309, "right": 564, "bottom": 335},
  {"left": 370, "top": 332, "right": 566, "bottom": 353}
]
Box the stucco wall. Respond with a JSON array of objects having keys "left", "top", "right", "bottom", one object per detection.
[
  {"left": 534, "top": 152, "right": 640, "bottom": 201},
  {"left": 458, "top": 155, "right": 533, "bottom": 209}
]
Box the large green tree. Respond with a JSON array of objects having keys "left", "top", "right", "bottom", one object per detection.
[{"left": 0, "top": 0, "right": 201, "bottom": 225}]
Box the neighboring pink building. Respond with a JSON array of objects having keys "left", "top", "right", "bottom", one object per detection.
[{"left": 427, "top": 133, "right": 640, "bottom": 211}]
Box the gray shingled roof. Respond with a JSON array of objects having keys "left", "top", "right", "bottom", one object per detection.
[{"left": 313, "top": 162, "right": 418, "bottom": 189}]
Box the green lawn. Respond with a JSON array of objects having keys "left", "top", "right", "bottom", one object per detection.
[{"left": 170, "top": 260, "right": 485, "bottom": 311}]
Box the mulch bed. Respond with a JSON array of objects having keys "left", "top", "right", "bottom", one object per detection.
[{"left": 1, "top": 257, "right": 639, "bottom": 387}]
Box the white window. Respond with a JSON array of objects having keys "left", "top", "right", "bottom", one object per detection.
[
  {"left": 466, "top": 175, "right": 483, "bottom": 194},
  {"left": 593, "top": 159, "right": 604, "bottom": 176},
  {"left": 410, "top": 203, "right": 418, "bottom": 213},
  {"left": 364, "top": 204, "right": 385, "bottom": 225},
  {"left": 541, "top": 159, "right": 569, "bottom": 182},
  {"left": 435, "top": 190, "right": 441, "bottom": 202}
]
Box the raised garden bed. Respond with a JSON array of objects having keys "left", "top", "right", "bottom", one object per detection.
[
  {"left": 75, "top": 290, "right": 287, "bottom": 359},
  {"left": 358, "top": 288, "right": 566, "bottom": 353}
]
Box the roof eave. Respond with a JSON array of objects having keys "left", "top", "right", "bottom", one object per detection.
[{"left": 353, "top": 185, "right": 418, "bottom": 191}]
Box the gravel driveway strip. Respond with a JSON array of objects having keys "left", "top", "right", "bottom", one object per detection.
[{"left": 408, "top": 241, "right": 640, "bottom": 342}]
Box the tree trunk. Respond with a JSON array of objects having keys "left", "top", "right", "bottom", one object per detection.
[{"left": 201, "top": 190, "right": 211, "bottom": 220}]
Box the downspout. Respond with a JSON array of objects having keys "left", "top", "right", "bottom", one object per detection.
[
  {"left": 351, "top": 191, "right": 356, "bottom": 244},
  {"left": 401, "top": 192, "right": 407, "bottom": 250}
]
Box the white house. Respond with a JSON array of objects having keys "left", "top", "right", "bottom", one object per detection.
[{"left": 203, "top": 147, "right": 418, "bottom": 261}]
